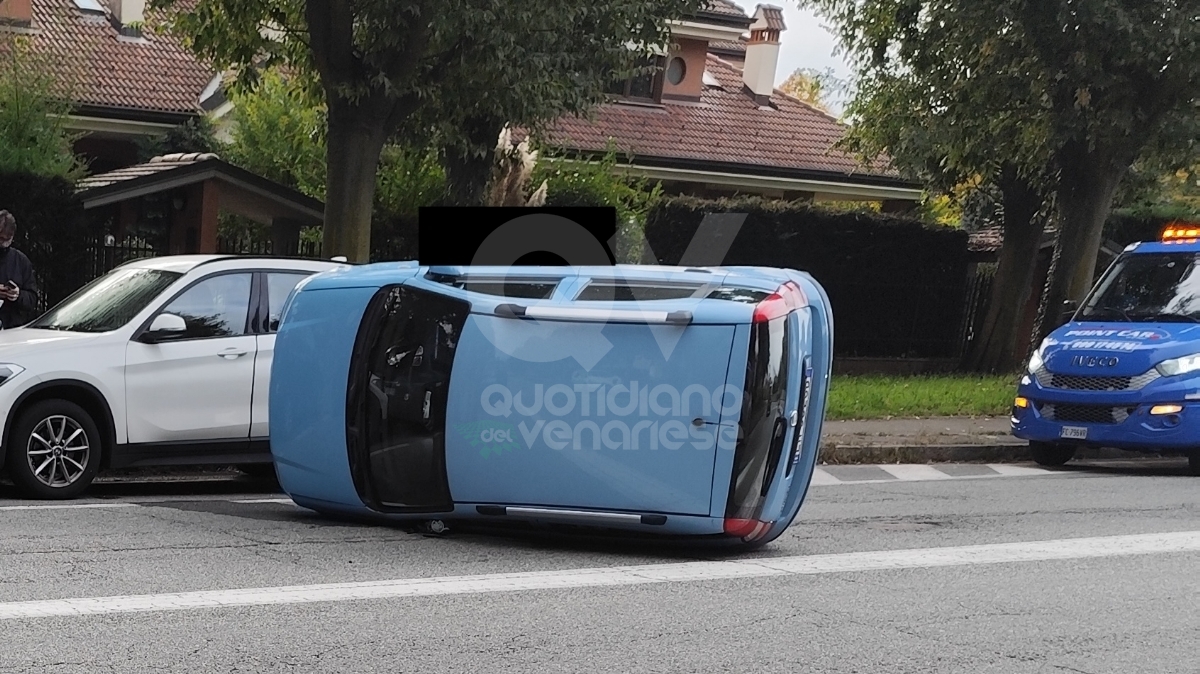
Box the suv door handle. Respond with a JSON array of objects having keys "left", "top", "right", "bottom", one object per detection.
[{"left": 218, "top": 348, "right": 248, "bottom": 359}]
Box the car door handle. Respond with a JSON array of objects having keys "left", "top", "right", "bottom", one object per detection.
[{"left": 218, "top": 348, "right": 248, "bottom": 359}]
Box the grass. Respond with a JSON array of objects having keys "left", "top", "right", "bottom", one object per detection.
[{"left": 826, "top": 374, "right": 1019, "bottom": 421}]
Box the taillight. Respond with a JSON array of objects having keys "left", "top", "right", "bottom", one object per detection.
[
  {"left": 723, "top": 518, "right": 772, "bottom": 540},
  {"left": 752, "top": 281, "right": 808, "bottom": 323}
]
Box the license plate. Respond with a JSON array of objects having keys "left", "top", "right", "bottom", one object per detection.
[{"left": 1060, "top": 426, "right": 1088, "bottom": 440}]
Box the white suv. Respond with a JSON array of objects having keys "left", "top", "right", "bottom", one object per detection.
[{"left": 0, "top": 254, "right": 346, "bottom": 499}]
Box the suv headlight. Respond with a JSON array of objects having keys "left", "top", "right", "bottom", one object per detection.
[
  {"left": 1156, "top": 354, "right": 1200, "bottom": 377},
  {"left": 0, "top": 364, "right": 25, "bottom": 386}
]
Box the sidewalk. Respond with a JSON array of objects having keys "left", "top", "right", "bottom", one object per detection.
[{"left": 818, "top": 416, "right": 1139, "bottom": 464}]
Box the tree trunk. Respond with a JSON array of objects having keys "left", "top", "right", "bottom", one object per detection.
[
  {"left": 442, "top": 115, "right": 506, "bottom": 207},
  {"left": 322, "top": 99, "right": 389, "bottom": 262},
  {"left": 962, "top": 168, "right": 1046, "bottom": 374},
  {"left": 1035, "top": 141, "right": 1128, "bottom": 342}
]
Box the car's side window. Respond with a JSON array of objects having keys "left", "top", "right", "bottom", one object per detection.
[
  {"left": 160, "top": 273, "right": 253, "bottom": 339},
  {"left": 265, "top": 272, "right": 312, "bottom": 332}
]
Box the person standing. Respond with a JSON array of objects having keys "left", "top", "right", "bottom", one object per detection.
[{"left": 0, "top": 210, "right": 39, "bottom": 329}]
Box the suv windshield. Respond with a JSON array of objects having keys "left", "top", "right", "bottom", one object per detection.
[
  {"left": 1078, "top": 252, "right": 1200, "bottom": 323},
  {"left": 29, "top": 267, "right": 183, "bottom": 333}
]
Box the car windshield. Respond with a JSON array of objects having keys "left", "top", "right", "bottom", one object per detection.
[
  {"left": 29, "top": 267, "right": 183, "bottom": 333},
  {"left": 1078, "top": 252, "right": 1200, "bottom": 323}
]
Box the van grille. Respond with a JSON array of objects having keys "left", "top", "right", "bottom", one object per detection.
[
  {"left": 1033, "top": 365, "right": 1159, "bottom": 391},
  {"left": 1041, "top": 404, "right": 1136, "bottom": 425}
]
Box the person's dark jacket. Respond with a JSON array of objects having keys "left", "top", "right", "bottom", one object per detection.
[{"left": 0, "top": 246, "right": 39, "bottom": 328}]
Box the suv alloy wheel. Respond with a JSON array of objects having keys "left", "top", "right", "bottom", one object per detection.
[{"left": 6, "top": 400, "right": 102, "bottom": 499}]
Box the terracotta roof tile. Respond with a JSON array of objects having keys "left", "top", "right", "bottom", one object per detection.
[
  {"left": 702, "top": 0, "right": 748, "bottom": 18},
  {"left": 76, "top": 152, "right": 219, "bottom": 191},
  {"left": 707, "top": 39, "right": 747, "bottom": 54},
  {"left": 754, "top": 5, "right": 786, "bottom": 31},
  {"left": 968, "top": 225, "right": 1004, "bottom": 252},
  {"left": 538, "top": 55, "right": 899, "bottom": 181},
  {"left": 15, "top": 0, "right": 215, "bottom": 115}
]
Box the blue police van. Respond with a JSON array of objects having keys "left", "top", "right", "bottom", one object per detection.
[
  {"left": 268, "top": 263, "right": 833, "bottom": 548},
  {"left": 1013, "top": 225, "right": 1200, "bottom": 475}
]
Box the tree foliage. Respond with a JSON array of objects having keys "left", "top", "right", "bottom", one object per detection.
[
  {"left": 803, "top": 0, "right": 1200, "bottom": 369},
  {"left": 778, "top": 67, "right": 845, "bottom": 115},
  {"left": 0, "top": 35, "right": 83, "bottom": 180},
  {"left": 223, "top": 70, "right": 328, "bottom": 199},
  {"left": 154, "top": 0, "right": 705, "bottom": 260}
]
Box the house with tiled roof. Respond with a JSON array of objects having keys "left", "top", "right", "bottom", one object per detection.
[
  {"left": 540, "top": 1, "right": 923, "bottom": 207},
  {"left": 0, "top": 0, "right": 219, "bottom": 174}
]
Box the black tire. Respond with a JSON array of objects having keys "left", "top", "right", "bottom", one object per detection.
[
  {"left": 1188, "top": 451, "right": 1200, "bottom": 477},
  {"left": 6, "top": 400, "right": 102, "bottom": 500},
  {"left": 1030, "top": 441, "right": 1076, "bottom": 467}
]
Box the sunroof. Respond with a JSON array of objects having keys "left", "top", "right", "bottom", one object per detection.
[{"left": 72, "top": 0, "right": 106, "bottom": 13}]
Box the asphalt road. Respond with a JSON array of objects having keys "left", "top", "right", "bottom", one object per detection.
[{"left": 1, "top": 459, "right": 1197, "bottom": 673}]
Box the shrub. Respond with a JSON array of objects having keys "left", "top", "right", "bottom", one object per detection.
[
  {"left": 645, "top": 196, "right": 971, "bottom": 358},
  {"left": 1105, "top": 204, "right": 1200, "bottom": 246},
  {"left": 531, "top": 145, "right": 663, "bottom": 262}
]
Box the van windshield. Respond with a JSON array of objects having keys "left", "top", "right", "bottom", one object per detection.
[
  {"left": 1078, "top": 252, "right": 1200, "bottom": 323},
  {"left": 29, "top": 268, "right": 183, "bottom": 333}
]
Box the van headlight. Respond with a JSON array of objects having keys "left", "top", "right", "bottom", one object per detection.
[
  {"left": 1156, "top": 354, "right": 1200, "bottom": 377},
  {"left": 1027, "top": 346, "right": 1045, "bottom": 374},
  {"left": 0, "top": 364, "right": 25, "bottom": 385}
]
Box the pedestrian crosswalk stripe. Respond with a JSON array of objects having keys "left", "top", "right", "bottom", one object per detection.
[{"left": 810, "top": 463, "right": 1062, "bottom": 486}]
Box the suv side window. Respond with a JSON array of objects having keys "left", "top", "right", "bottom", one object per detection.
[
  {"left": 160, "top": 273, "right": 253, "bottom": 339},
  {"left": 265, "top": 272, "right": 312, "bottom": 332}
]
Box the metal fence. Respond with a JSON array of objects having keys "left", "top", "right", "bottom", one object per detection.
[
  {"left": 957, "top": 262, "right": 997, "bottom": 358},
  {"left": 215, "top": 236, "right": 323, "bottom": 258}
]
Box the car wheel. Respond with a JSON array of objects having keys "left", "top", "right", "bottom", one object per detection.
[
  {"left": 1188, "top": 451, "right": 1200, "bottom": 477},
  {"left": 6, "top": 400, "right": 102, "bottom": 500},
  {"left": 1029, "top": 441, "right": 1076, "bottom": 467}
]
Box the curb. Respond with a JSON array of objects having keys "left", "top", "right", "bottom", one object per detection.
[{"left": 818, "top": 443, "right": 1181, "bottom": 465}]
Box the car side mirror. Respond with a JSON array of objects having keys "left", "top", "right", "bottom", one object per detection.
[
  {"left": 142, "top": 313, "right": 187, "bottom": 343},
  {"left": 1059, "top": 300, "right": 1079, "bottom": 325}
]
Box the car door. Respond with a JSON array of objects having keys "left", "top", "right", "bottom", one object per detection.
[
  {"left": 125, "top": 271, "right": 258, "bottom": 445},
  {"left": 249, "top": 270, "right": 317, "bottom": 439}
]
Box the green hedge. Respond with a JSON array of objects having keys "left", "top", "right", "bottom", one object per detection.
[
  {"left": 0, "top": 172, "right": 100, "bottom": 314},
  {"left": 644, "top": 196, "right": 971, "bottom": 358},
  {"left": 1105, "top": 205, "right": 1200, "bottom": 247}
]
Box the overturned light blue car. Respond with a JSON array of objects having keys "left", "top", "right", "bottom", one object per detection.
[
  {"left": 268, "top": 263, "right": 833, "bottom": 548},
  {"left": 1012, "top": 229, "right": 1200, "bottom": 475}
]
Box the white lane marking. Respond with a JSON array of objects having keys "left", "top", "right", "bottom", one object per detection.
[
  {"left": 0, "top": 503, "right": 140, "bottom": 511},
  {"left": 808, "top": 468, "right": 842, "bottom": 485},
  {"left": 878, "top": 464, "right": 956, "bottom": 481},
  {"left": 234, "top": 499, "right": 296, "bottom": 505},
  {"left": 1, "top": 530, "right": 1196, "bottom": 620}
]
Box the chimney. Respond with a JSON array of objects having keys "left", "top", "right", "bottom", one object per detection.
[
  {"left": 742, "top": 4, "right": 786, "bottom": 106},
  {"left": 109, "top": 0, "right": 144, "bottom": 34},
  {"left": 0, "top": 0, "right": 33, "bottom": 26}
]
